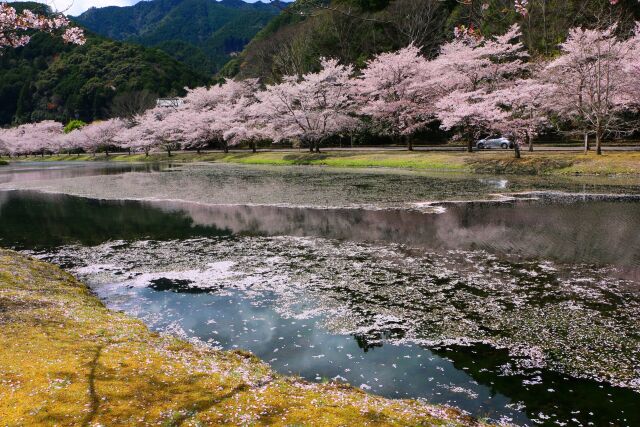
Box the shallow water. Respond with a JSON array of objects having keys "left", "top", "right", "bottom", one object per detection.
[
  {"left": 1, "top": 161, "right": 639, "bottom": 208},
  {"left": 1, "top": 162, "right": 639, "bottom": 426},
  {"left": 0, "top": 161, "right": 165, "bottom": 184}
]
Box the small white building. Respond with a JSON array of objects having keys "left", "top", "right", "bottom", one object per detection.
[{"left": 156, "top": 98, "right": 184, "bottom": 108}]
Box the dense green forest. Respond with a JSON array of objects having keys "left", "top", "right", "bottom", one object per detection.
[
  {"left": 0, "top": 3, "right": 208, "bottom": 126},
  {"left": 222, "top": 0, "right": 640, "bottom": 81},
  {"left": 75, "top": 0, "right": 280, "bottom": 74}
]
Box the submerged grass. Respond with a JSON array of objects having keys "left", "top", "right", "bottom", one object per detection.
[
  {"left": 11, "top": 150, "right": 640, "bottom": 175},
  {"left": 0, "top": 250, "right": 481, "bottom": 426}
]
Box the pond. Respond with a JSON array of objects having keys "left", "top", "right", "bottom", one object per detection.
[{"left": 1, "top": 162, "right": 639, "bottom": 426}]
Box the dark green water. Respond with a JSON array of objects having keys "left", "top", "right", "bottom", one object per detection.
[{"left": 1, "top": 162, "right": 639, "bottom": 426}]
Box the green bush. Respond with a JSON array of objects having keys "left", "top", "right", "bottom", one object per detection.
[{"left": 64, "top": 120, "right": 86, "bottom": 134}]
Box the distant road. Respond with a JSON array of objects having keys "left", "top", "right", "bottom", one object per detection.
[
  {"left": 193, "top": 145, "right": 640, "bottom": 153},
  {"left": 322, "top": 145, "right": 640, "bottom": 152},
  {"left": 85, "top": 146, "right": 639, "bottom": 157}
]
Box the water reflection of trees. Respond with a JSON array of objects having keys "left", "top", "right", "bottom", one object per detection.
[
  {"left": 0, "top": 191, "right": 229, "bottom": 249},
  {"left": 353, "top": 328, "right": 406, "bottom": 353},
  {"left": 429, "top": 344, "right": 640, "bottom": 427},
  {"left": 157, "top": 197, "right": 640, "bottom": 272}
]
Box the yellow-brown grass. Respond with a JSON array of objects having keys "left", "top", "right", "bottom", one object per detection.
[
  {"left": 21, "top": 150, "right": 640, "bottom": 176},
  {"left": 0, "top": 250, "right": 483, "bottom": 426}
]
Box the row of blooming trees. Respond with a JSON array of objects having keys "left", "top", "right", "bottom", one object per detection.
[{"left": 2, "top": 21, "right": 640, "bottom": 158}]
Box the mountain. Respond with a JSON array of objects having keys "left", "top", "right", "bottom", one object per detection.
[
  {"left": 0, "top": 3, "right": 208, "bottom": 126},
  {"left": 75, "top": 0, "right": 282, "bottom": 75},
  {"left": 222, "top": 0, "right": 640, "bottom": 82}
]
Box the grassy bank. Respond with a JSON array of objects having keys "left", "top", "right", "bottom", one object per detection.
[
  {"left": 0, "top": 250, "right": 480, "bottom": 426},
  {"left": 11, "top": 150, "right": 640, "bottom": 175}
]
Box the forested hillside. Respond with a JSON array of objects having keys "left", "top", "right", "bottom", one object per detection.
[
  {"left": 75, "top": 0, "right": 281, "bottom": 74},
  {"left": 223, "top": 0, "right": 640, "bottom": 81},
  {"left": 0, "top": 3, "right": 208, "bottom": 126}
]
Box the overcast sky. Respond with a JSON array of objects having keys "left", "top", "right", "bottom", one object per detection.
[{"left": 11, "top": 0, "right": 272, "bottom": 16}]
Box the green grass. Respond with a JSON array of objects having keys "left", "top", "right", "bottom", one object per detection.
[
  {"left": 0, "top": 249, "right": 482, "bottom": 426},
  {"left": 6, "top": 151, "right": 471, "bottom": 172},
  {"left": 10, "top": 150, "right": 640, "bottom": 176}
]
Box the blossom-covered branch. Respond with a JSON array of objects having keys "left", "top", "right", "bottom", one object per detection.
[{"left": 0, "top": 2, "right": 85, "bottom": 52}]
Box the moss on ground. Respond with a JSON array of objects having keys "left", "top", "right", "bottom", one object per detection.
[
  {"left": 10, "top": 150, "right": 640, "bottom": 176},
  {"left": 0, "top": 250, "right": 482, "bottom": 426},
  {"left": 465, "top": 151, "right": 640, "bottom": 175}
]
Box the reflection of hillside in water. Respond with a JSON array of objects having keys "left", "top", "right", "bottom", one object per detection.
[
  {"left": 154, "top": 197, "right": 640, "bottom": 273},
  {"left": 1, "top": 190, "right": 638, "bottom": 273},
  {"left": 425, "top": 343, "right": 640, "bottom": 427}
]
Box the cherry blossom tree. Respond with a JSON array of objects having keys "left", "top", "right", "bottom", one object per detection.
[
  {"left": 0, "top": 120, "right": 64, "bottom": 156},
  {"left": 0, "top": 126, "right": 20, "bottom": 156},
  {"left": 623, "top": 24, "right": 640, "bottom": 122},
  {"left": 76, "top": 118, "right": 125, "bottom": 155},
  {"left": 179, "top": 79, "right": 260, "bottom": 153},
  {"left": 355, "top": 45, "right": 434, "bottom": 150},
  {"left": 1, "top": 2, "right": 84, "bottom": 51},
  {"left": 57, "top": 127, "right": 85, "bottom": 154},
  {"left": 432, "top": 24, "right": 529, "bottom": 93},
  {"left": 219, "top": 83, "right": 265, "bottom": 153},
  {"left": 433, "top": 24, "right": 530, "bottom": 152},
  {"left": 114, "top": 116, "right": 156, "bottom": 157},
  {"left": 543, "top": 25, "right": 637, "bottom": 154},
  {"left": 131, "top": 109, "right": 181, "bottom": 156},
  {"left": 18, "top": 120, "right": 64, "bottom": 156},
  {"left": 211, "top": 79, "right": 262, "bottom": 153},
  {"left": 475, "top": 76, "right": 554, "bottom": 157},
  {"left": 255, "top": 58, "right": 357, "bottom": 153},
  {"left": 436, "top": 88, "right": 510, "bottom": 150}
]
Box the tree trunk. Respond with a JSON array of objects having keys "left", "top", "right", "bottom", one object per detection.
[
  {"left": 105, "top": 149, "right": 109, "bottom": 157},
  {"left": 596, "top": 131, "right": 603, "bottom": 155},
  {"left": 584, "top": 132, "right": 589, "bottom": 153},
  {"left": 514, "top": 139, "right": 521, "bottom": 159},
  {"left": 315, "top": 140, "right": 320, "bottom": 153},
  {"left": 223, "top": 142, "right": 229, "bottom": 154},
  {"left": 197, "top": 148, "right": 201, "bottom": 154},
  {"left": 167, "top": 148, "right": 172, "bottom": 157},
  {"left": 252, "top": 141, "right": 257, "bottom": 153},
  {"left": 467, "top": 139, "right": 473, "bottom": 153},
  {"left": 527, "top": 132, "right": 533, "bottom": 152},
  {"left": 407, "top": 135, "right": 413, "bottom": 151}
]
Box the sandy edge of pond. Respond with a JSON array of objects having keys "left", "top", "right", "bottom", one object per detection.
[{"left": 0, "top": 249, "right": 489, "bottom": 427}]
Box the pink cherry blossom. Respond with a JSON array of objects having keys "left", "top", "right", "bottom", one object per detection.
[
  {"left": 1, "top": 3, "right": 84, "bottom": 52},
  {"left": 434, "top": 24, "right": 529, "bottom": 152},
  {"left": 254, "top": 58, "right": 357, "bottom": 152},
  {"left": 543, "top": 25, "right": 638, "bottom": 154},
  {"left": 355, "top": 45, "right": 435, "bottom": 150}
]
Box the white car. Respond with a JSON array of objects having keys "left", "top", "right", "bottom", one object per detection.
[{"left": 476, "top": 137, "right": 514, "bottom": 150}]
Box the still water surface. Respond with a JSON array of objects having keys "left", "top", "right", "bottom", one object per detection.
[{"left": 0, "top": 162, "right": 639, "bottom": 426}]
